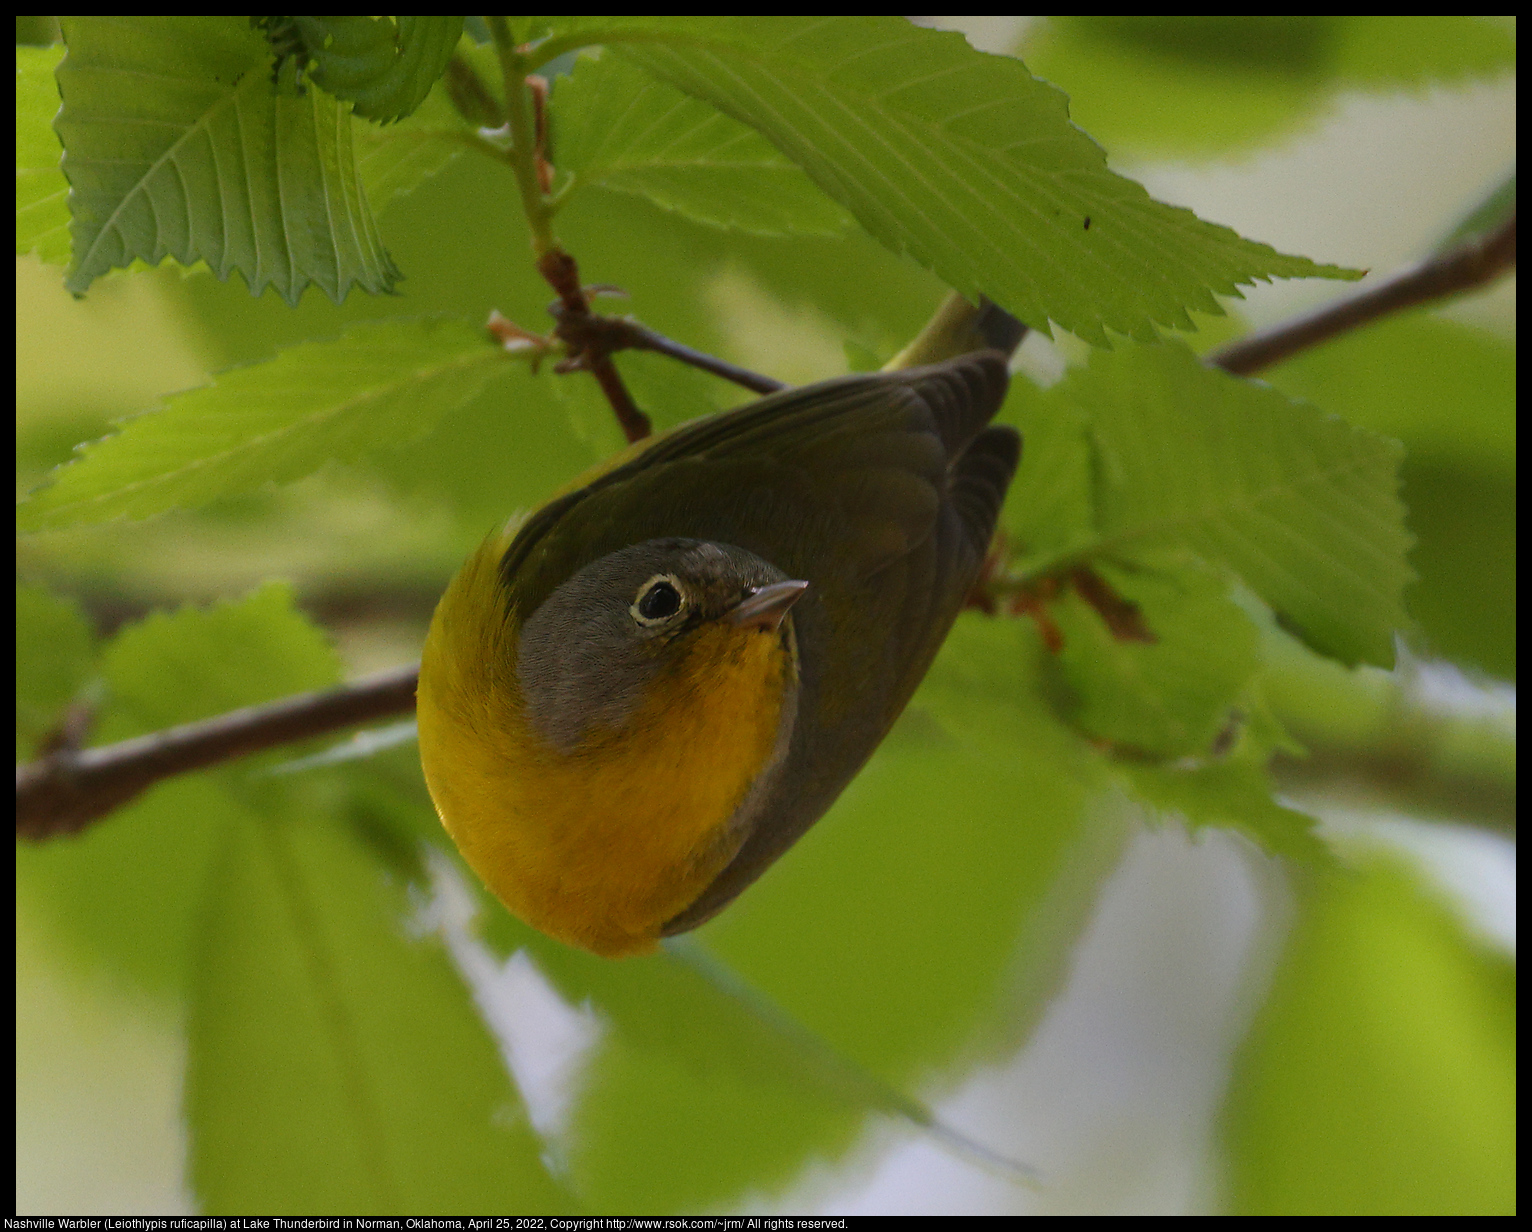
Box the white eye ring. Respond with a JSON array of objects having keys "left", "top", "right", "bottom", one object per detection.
[{"left": 631, "top": 574, "right": 687, "bottom": 626}]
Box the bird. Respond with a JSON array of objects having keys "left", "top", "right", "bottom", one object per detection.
[{"left": 416, "top": 347, "right": 1018, "bottom": 956}]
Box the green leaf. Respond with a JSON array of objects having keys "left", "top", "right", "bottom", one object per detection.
[
  {"left": 535, "top": 17, "right": 1358, "bottom": 345},
  {"left": 55, "top": 16, "right": 400, "bottom": 304},
  {"left": 18, "top": 318, "right": 507, "bottom": 530},
  {"left": 1032, "top": 341, "right": 1413, "bottom": 667},
  {"left": 1053, "top": 554, "right": 1260, "bottom": 758},
  {"left": 553, "top": 52, "right": 854, "bottom": 238},
  {"left": 15, "top": 44, "right": 71, "bottom": 263},
  {"left": 1222, "top": 858, "right": 1516, "bottom": 1214},
  {"left": 19, "top": 773, "right": 241, "bottom": 999},
  {"left": 15, "top": 582, "right": 95, "bottom": 757},
  {"left": 363, "top": 359, "right": 613, "bottom": 538},
  {"left": 353, "top": 74, "right": 472, "bottom": 213},
  {"left": 510, "top": 933, "right": 871, "bottom": 1212},
  {"left": 998, "top": 373, "right": 1095, "bottom": 560},
  {"left": 16, "top": 584, "right": 340, "bottom": 999},
  {"left": 1260, "top": 316, "right": 1514, "bottom": 676},
  {"left": 1264, "top": 315, "right": 1515, "bottom": 474},
  {"left": 1036, "top": 550, "right": 1325, "bottom": 860},
  {"left": 189, "top": 802, "right": 572, "bottom": 1213},
  {"left": 98, "top": 581, "right": 341, "bottom": 736},
  {"left": 1118, "top": 759, "right": 1322, "bottom": 862},
  {"left": 261, "top": 17, "right": 464, "bottom": 125}
]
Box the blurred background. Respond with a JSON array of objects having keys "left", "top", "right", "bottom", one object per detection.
[{"left": 17, "top": 16, "right": 1514, "bottom": 1215}]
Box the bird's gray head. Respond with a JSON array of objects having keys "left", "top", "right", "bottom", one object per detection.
[{"left": 516, "top": 538, "right": 803, "bottom": 752}]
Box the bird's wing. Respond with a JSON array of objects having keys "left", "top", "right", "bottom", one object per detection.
[{"left": 494, "top": 352, "right": 1018, "bottom": 934}]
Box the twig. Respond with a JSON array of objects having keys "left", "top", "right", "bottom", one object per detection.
[
  {"left": 1209, "top": 210, "right": 1515, "bottom": 376},
  {"left": 520, "top": 251, "right": 786, "bottom": 434},
  {"left": 16, "top": 666, "right": 419, "bottom": 840},
  {"left": 538, "top": 249, "right": 652, "bottom": 442},
  {"left": 622, "top": 322, "right": 785, "bottom": 394},
  {"left": 526, "top": 74, "right": 554, "bottom": 195},
  {"left": 489, "top": 301, "right": 785, "bottom": 397}
]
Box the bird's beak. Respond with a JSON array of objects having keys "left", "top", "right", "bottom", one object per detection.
[{"left": 728, "top": 579, "right": 809, "bottom": 631}]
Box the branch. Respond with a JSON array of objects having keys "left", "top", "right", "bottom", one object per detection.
[
  {"left": 1209, "top": 210, "right": 1515, "bottom": 376},
  {"left": 17, "top": 666, "right": 419, "bottom": 840},
  {"left": 537, "top": 249, "right": 652, "bottom": 442},
  {"left": 1260, "top": 637, "right": 1517, "bottom": 837}
]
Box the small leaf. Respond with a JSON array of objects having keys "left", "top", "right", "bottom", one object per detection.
[
  {"left": 15, "top": 44, "right": 71, "bottom": 263},
  {"left": 55, "top": 16, "right": 400, "bottom": 304},
  {"left": 18, "top": 319, "right": 507, "bottom": 530},
  {"left": 1054, "top": 553, "right": 1261, "bottom": 758},
  {"left": 1000, "top": 374, "right": 1095, "bottom": 560},
  {"left": 189, "top": 802, "right": 571, "bottom": 1212},
  {"left": 1263, "top": 315, "right": 1515, "bottom": 470},
  {"left": 1118, "top": 759, "right": 1323, "bottom": 861},
  {"left": 353, "top": 80, "right": 471, "bottom": 212},
  {"left": 15, "top": 583, "right": 95, "bottom": 756},
  {"left": 1040, "top": 341, "right": 1413, "bottom": 667},
  {"left": 1259, "top": 316, "right": 1514, "bottom": 675},
  {"left": 99, "top": 582, "right": 341, "bottom": 737},
  {"left": 17, "top": 584, "right": 340, "bottom": 999}
]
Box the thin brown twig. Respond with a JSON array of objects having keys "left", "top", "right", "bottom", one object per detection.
[
  {"left": 557, "top": 311, "right": 786, "bottom": 395},
  {"left": 526, "top": 74, "right": 554, "bottom": 195},
  {"left": 487, "top": 307, "right": 786, "bottom": 395},
  {"left": 508, "top": 251, "right": 785, "bottom": 420},
  {"left": 1209, "top": 210, "right": 1515, "bottom": 376},
  {"left": 16, "top": 220, "right": 1517, "bottom": 840},
  {"left": 537, "top": 249, "right": 652, "bottom": 442},
  {"left": 17, "top": 667, "right": 420, "bottom": 841}
]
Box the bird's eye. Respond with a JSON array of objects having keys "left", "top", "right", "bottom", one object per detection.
[{"left": 632, "top": 575, "right": 685, "bottom": 625}]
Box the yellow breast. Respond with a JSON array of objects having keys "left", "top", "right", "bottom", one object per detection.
[{"left": 418, "top": 551, "right": 793, "bottom": 956}]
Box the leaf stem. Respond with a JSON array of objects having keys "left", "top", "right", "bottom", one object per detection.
[
  {"left": 480, "top": 21, "right": 648, "bottom": 438},
  {"left": 487, "top": 16, "right": 556, "bottom": 257}
]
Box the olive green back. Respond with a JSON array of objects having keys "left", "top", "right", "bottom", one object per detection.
[{"left": 497, "top": 351, "right": 1019, "bottom": 933}]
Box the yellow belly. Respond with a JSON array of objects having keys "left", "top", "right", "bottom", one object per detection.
[{"left": 419, "top": 615, "right": 791, "bottom": 957}]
